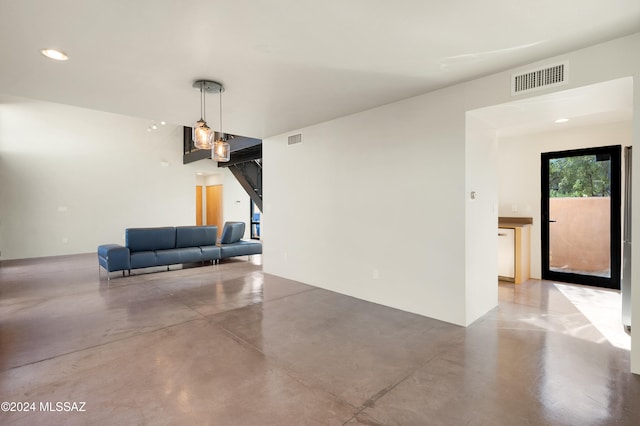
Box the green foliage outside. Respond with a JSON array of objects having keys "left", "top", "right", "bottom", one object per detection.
[{"left": 549, "top": 155, "right": 611, "bottom": 198}]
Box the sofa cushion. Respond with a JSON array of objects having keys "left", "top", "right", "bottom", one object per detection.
[
  {"left": 201, "top": 246, "right": 222, "bottom": 261},
  {"left": 130, "top": 251, "right": 157, "bottom": 269},
  {"left": 220, "top": 222, "right": 246, "bottom": 244},
  {"left": 126, "top": 227, "right": 176, "bottom": 252},
  {"left": 176, "top": 226, "right": 217, "bottom": 248},
  {"left": 156, "top": 247, "right": 203, "bottom": 265},
  {"left": 220, "top": 240, "right": 262, "bottom": 258}
]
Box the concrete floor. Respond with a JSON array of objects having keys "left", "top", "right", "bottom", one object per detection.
[{"left": 1, "top": 254, "right": 639, "bottom": 425}]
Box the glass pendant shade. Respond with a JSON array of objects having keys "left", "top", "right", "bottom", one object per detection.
[
  {"left": 191, "top": 80, "right": 227, "bottom": 159},
  {"left": 193, "top": 119, "right": 213, "bottom": 149},
  {"left": 212, "top": 138, "right": 230, "bottom": 162}
]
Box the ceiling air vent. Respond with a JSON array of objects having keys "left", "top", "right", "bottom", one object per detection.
[
  {"left": 288, "top": 133, "right": 302, "bottom": 145},
  {"left": 511, "top": 62, "right": 568, "bottom": 96}
]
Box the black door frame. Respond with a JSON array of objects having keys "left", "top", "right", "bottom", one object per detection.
[{"left": 541, "top": 145, "right": 621, "bottom": 289}]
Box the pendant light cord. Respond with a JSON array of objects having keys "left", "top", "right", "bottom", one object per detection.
[
  {"left": 219, "top": 87, "right": 223, "bottom": 138},
  {"left": 200, "top": 81, "right": 206, "bottom": 121}
]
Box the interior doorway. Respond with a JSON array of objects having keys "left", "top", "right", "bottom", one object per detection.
[
  {"left": 468, "top": 77, "right": 632, "bottom": 281},
  {"left": 250, "top": 200, "right": 261, "bottom": 240},
  {"left": 206, "top": 185, "right": 223, "bottom": 235},
  {"left": 466, "top": 76, "right": 634, "bottom": 370},
  {"left": 196, "top": 185, "right": 203, "bottom": 225},
  {"left": 541, "top": 145, "right": 622, "bottom": 289},
  {"left": 195, "top": 180, "right": 224, "bottom": 232}
]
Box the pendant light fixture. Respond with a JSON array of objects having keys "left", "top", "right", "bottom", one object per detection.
[
  {"left": 212, "top": 83, "right": 230, "bottom": 162},
  {"left": 192, "top": 80, "right": 222, "bottom": 150}
]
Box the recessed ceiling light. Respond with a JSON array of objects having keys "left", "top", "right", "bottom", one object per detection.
[
  {"left": 41, "top": 49, "right": 68, "bottom": 61},
  {"left": 555, "top": 118, "right": 569, "bottom": 123}
]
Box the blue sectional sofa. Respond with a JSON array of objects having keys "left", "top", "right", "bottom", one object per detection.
[{"left": 98, "top": 222, "right": 261, "bottom": 280}]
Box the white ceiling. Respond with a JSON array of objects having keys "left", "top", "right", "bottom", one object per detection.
[
  {"left": 0, "top": 1, "right": 638, "bottom": 139},
  {"left": 469, "top": 77, "right": 634, "bottom": 138}
]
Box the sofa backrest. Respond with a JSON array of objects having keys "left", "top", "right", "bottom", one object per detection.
[
  {"left": 220, "top": 222, "right": 246, "bottom": 244},
  {"left": 176, "top": 226, "right": 218, "bottom": 248},
  {"left": 126, "top": 227, "right": 176, "bottom": 252}
]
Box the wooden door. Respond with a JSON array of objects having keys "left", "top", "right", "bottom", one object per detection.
[
  {"left": 206, "top": 185, "right": 223, "bottom": 232},
  {"left": 196, "top": 186, "right": 203, "bottom": 225}
]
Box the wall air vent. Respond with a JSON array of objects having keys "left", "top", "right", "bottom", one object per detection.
[
  {"left": 511, "top": 62, "right": 568, "bottom": 96},
  {"left": 288, "top": 133, "right": 302, "bottom": 145}
]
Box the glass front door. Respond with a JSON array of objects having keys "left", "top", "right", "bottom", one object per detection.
[{"left": 541, "top": 145, "right": 621, "bottom": 289}]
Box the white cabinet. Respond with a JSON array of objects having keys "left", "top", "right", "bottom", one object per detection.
[{"left": 498, "top": 228, "right": 515, "bottom": 279}]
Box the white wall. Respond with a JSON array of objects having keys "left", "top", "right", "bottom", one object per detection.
[
  {"left": 264, "top": 87, "right": 470, "bottom": 325},
  {"left": 497, "top": 121, "right": 633, "bottom": 279},
  {"left": 631, "top": 65, "right": 640, "bottom": 375},
  {"left": 0, "top": 96, "right": 233, "bottom": 259},
  {"left": 465, "top": 114, "right": 500, "bottom": 323},
  {"left": 264, "top": 34, "right": 640, "bottom": 334}
]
